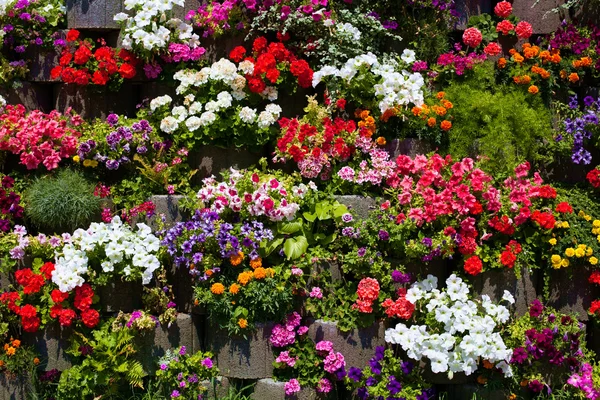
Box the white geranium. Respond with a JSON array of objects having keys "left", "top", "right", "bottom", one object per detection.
[
  {"left": 150, "top": 95, "right": 172, "bottom": 111},
  {"left": 239, "top": 107, "right": 257, "bottom": 123},
  {"left": 385, "top": 274, "right": 514, "bottom": 379},
  {"left": 52, "top": 217, "right": 161, "bottom": 292},
  {"left": 160, "top": 116, "right": 179, "bottom": 133},
  {"left": 185, "top": 116, "right": 202, "bottom": 131}
]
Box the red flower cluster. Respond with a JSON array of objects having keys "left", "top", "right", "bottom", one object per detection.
[
  {"left": 590, "top": 300, "right": 600, "bottom": 315},
  {"left": 352, "top": 278, "right": 380, "bottom": 313},
  {"left": 229, "top": 37, "right": 313, "bottom": 94},
  {"left": 494, "top": 1, "right": 513, "bottom": 18},
  {"left": 500, "top": 240, "right": 522, "bottom": 268},
  {"left": 589, "top": 271, "right": 600, "bottom": 285},
  {"left": 382, "top": 288, "right": 415, "bottom": 319},
  {"left": 556, "top": 202, "right": 573, "bottom": 214},
  {"left": 587, "top": 169, "right": 600, "bottom": 188},
  {"left": 531, "top": 210, "right": 556, "bottom": 230},
  {"left": 51, "top": 29, "right": 138, "bottom": 86},
  {"left": 15, "top": 268, "right": 46, "bottom": 295},
  {"left": 50, "top": 283, "right": 99, "bottom": 328},
  {"left": 489, "top": 215, "right": 515, "bottom": 235},
  {"left": 0, "top": 291, "right": 20, "bottom": 314},
  {"left": 464, "top": 255, "right": 483, "bottom": 276},
  {"left": 19, "top": 304, "right": 40, "bottom": 332}
]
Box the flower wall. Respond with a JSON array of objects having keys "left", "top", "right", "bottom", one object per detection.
[{"left": 1, "top": 0, "right": 600, "bottom": 399}]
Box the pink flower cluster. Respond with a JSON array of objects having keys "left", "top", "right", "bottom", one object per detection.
[
  {"left": 197, "top": 170, "right": 313, "bottom": 221},
  {"left": 316, "top": 340, "right": 345, "bottom": 374},
  {"left": 162, "top": 43, "right": 206, "bottom": 63},
  {"left": 275, "top": 350, "right": 297, "bottom": 367},
  {"left": 568, "top": 363, "right": 600, "bottom": 399},
  {"left": 0, "top": 105, "right": 82, "bottom": 170},
  {"left": 269, "top": 312, "right": 307, "bottom": 347},
  {"left": 336, "top": 137, "right": 395, "bottom": 186}
]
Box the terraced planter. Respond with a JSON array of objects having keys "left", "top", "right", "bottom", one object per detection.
[
  {"left": 251, "top": 378, "right": 334, "bottom": 400},
  {"left": 21, "top": 323, "right": 72, "bottom": 371},
  {"left": 66, "top": 0, "right": 124, "bottom": 30},
  {"left": 54, "top": 83, "right": 139, "bottom": 120},
  {"left": 546, "top": 266, "right": 595, "bottom": 321},
  {"left": 189, "top": 145, "right": 265, "bottom": 184},
  {"left": 97, "top": 279, "right": 143, "bottom": 314}
]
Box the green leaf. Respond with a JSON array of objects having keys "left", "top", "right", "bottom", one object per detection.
[
  {"left": 277, "top": 220, "right": 303, "bottom": 234},
  {"left": 283, "top": 236, "right": 309, "bottom": 260},
  {"left": 303, "top": 211, "right": 317, "bottom": 222},
  {"left": 315, "top": 202, "right": 332, "bottom": 220}
]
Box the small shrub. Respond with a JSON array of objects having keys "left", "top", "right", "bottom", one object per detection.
[{"left": 24, "top": 169, "right": 101, "bottom": 234}]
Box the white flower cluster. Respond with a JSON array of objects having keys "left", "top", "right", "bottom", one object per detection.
[
  {"left": 312, "top": 51, "right": 425, "bottom": 113},
  {"left": 52, "top": 217, "right": 161, "bottom": 292},
  {"left": 155, "top": 61, "right": 281, "bottom": 135},
  {"left": 0, "top": 94, "right": 6, "bottom": 108},
  {"left": 114, "top": 0, "right": 199, "bottom": 52},
  {"left": 336, "top": 22, "right": 361, "bottom": 42},
  {"left": 385, "top": 274, "right": 514, "bottom": 379}
]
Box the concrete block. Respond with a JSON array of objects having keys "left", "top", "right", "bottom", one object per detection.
[
  {"left": 148, "top": 195, "right": 188, "bottom": 229},
  {"left": 205, "top": 322, "right": 275, "bottom": 379},
  {"left": 21, "top": 323, "right": 72, "bottom": 371},
  {"left": 470, "top": 267, "right": 539, "bottom": 316},
  {"left": 310, "top": 260, "right": 343, "bottom": 282},
  {"left": 166, "top": 263, "right": 196, "bottom": 313},
  {"left": 138, "top": 82, "right": 178, "bottom": 103},
  {"left": 0, "top": 82, "right": 53, "bottom": 112},
  {"left": 453, "top": 0, "right": 493, "bottom": 29},
  {"left": 201, "top": 35, "right": 247, "bottom": 64},
  {"left": 53, "top": 83, "right": 139, "bottom": 120},
  {"left": 97, "top": 279, "right": 143, "bottom": 314},
  {"left": 135, "top": 313, "right": 200, "bottom": 374},
  {"left": 189, "top": 146, "right": 265, "bottom": 184},
  {"left": 385, "top": 138, "right": 433, "bottom": 160},
  {"left": 66, "top": 0, "right": 124, "bottom": 30},
  {"left": 26, "top": 48, "right": 60, "bottom": 83},
  {"left": 251, "top": 378, "right": 322, "bottom": 400},
  {"left": 0, "top": 374, "right": 30, "bottom": 400},
  {"left": 334, "top": 196, "right": 376, "bottom": 220},
  {"left": 512, "top": 0, "right": 563, "bottom": 34},
  {"left": 438, "top": 384, "right": 514, "bottom": 400},
  {"left": 172, "top": 0, "right": 203, "bottom": 21},
  {"left": 546, "top": 267, "right": 594, "bottom": 321},
  {"left": 307, "top": 320, "right": 386, "bottom": 370}
]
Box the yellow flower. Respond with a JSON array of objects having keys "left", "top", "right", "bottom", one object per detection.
[
  {"left": 562, "top": 221, "right": 570, "bottom": 228},
  {"left": 238, "top": 318, "right": 248, "bottom": 329},
  {"left": 593, "top": 228, "right": 600, "bottom": 235},
  {"left": 587, "top": 247, "right": 593, "bottom": 257},
  {"left": 509, "top": 394, "right": 517, "bottom": 400},
  {"left": 6, "top": 346, "right": 15, "bottom": 356},
  {"left": 590, "top": 257, "right": 598, "bottom": 265},
  {"left": 575, "top": 248, "right": 585, "bottom": 258},
  {"left": 551, "top": 255, "right": 562, "bottom": 264},
  {"left": 594, "top": 220, "right": 600, "bottom": 228},
  {"left": 83, "top": 159, "right": 98, "bottom": 168},
  {"left": 265, "top": 268, "right": 275, "bottom": 278},
  {"left": 585, "top": 215, "right": 592, "bottom": 221},
  {"left": 565, "top": 248, "right": 575, "bottom": 257},
  {"left": 579, "top": 210, "right": 586, "bottom": 218},
  {"left": 561, "top": 258, "right": 570, "bottom": 267},
  {"left": 549, "top": 238, "right": 557, "bottom": 246}
]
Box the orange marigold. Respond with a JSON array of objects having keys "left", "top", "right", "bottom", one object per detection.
[
  {"left": 6, "top": 347, "right": 15, "bottom": 356},
  {"left": 498, "top": 58, "right": 507, "bottom": 68},
  {"left": 528, "top": 85, "right": 539, "bottom": 94},
  {"left": 513, "top": 53, "right": 524, "bottom": 63},
  {"left": 440, "top": 120, "right": 452, "bottom": 131},
  {"left": 569, "top": 72, "right": 580, "bottom": 83},
  {"left": 434, "top": 106, "right": 447, "bottom": 116},
  {"left": 436, "top": 91, "right": 445, "bottom": 99},
  {"left": 551, "top": 54, "right": 561, "bottom": 63},
  {"left": 11, "top": 339, "right": 20, "bottom": 348},
  {"left": 360, "top": 110, "right": 370, "bottom": 119},
  {"left": 509, "top": 48, "right": 517, "bottom": 55},
  {"left": 376, "top": 136, "right": 386, "bottom": 146},
  {"left": 230, "top": 251, "right": 244, "bottom": 266},
  {"left": 411, "top": 106, "right": 421, "bottom": 116},
  {"left": 249, "top": 257, "right": 262, "bottom": 269},
  {"left": 381, "top": 108, "right": 397, "bottom": 122},
  {"left": 427, "top": 117, "right": 436, "bottom": 127},
  {"left": 0, "top": 360, "right": 4, "bottom": 368},
  {"left": 229, "top": 283, "right": 240, "bottom": 294},
  {"left": 205, "top": 269, "right": 213, "bottom": 277},
  {"left": 238, "top": 318, "right": 248, "bottom": 328},
  {"left": 581, "top": 57, "right": 593, "bottom": 67},
  {"left": 33, "top": 358, "right": 40, "bottom": 365},
  {"left": 442, "top": 100, "right": 453, "bottom": 109},
  {"left": 254, "top": 267, "right": 267, "bottom": 279},
  {"left": 560, "top": 70, "right": 567, "bottom": 79},
  {"left": 539, "top": 50, "right": 551, "bottom": 61},
  {"left": 238, "top": 271, "right": 253, "bottom": 285},
  {"left": 210, "top": 283, "right": 225, "bottom": 295}
]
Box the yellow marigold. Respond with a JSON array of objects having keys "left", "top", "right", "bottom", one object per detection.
[
  {"left": 587, "top": 247, "right": 594, "bottom": 257},
  {"left": 593, "top": 220, "right": 600, "bottom": 228},
  {"left": 551, "top": 255, "right": 562, "bottom": 264},
  {"left": 72, "top": 155, "right": 80, "bottom": 163},
  {"left": 569, "top": 72, "right": 580, "bottom": 83},
  {"left": 593, "top": 228, "right": 600, "bottom": 235},
  {"left": 477, "top": 375, "right": 488, "bottom": 385},
  {"left": 83, "top": 159, "right": 98, "bottom": 168},
  {"left": 210, "top": 283, "right": 225, "bottom": 295},
  {"left": 549, "top": 238, "right": 557, "bottom": 246},
  {"left": 528, "top": 85, "right": 539, "bottom": 95},
  {"left": 440, "top": 120, "right": 452, "bottom": 131},
  {"left": 427, "top": 117, "right": 436, "bottom": 127},
  {"left": 238, "top": 271, "right": 253, "bottom": 286},
  {"left": 565, "top": 248, "right": 575, "bottom": 257},
  {"left": 562, "top": 221, "right": 570, "bottom": 228},
  {"left": 33, "top": 357, "right": 40, "bottom": 365},
  {"left": 249, "top": 257, "right": 262, "bottom": 269},
  {"left": 229, "top": 283, "right": 240, "bottom": 294},
  {"left": 6, "top": 346, "right": 15, "bottom": 356},
  {"left": 265, "top": 268, "right": 275, "bottom": 278},
  {"left": 575, "top": 248, "right": 585, "bottom": 258},
  {"left": 238, "top": 318, "right": 248, "bottom": 328},
  {"left": 590, "top": 257, "right": 598, "bottom": 265},
  {"left": 509, "top": 394, "right": 517, "bottom": 400},
  {"left": 585, "top": 214, "right": 592, "bottom": 221},
  {"left": 436, "top": 91, "right": 445, "bottom": 99},
  {"left": 561, "top": 258, "right": 570, "bottom": 267},
  {"left": 376, "top": 137, "right": 386, "bottom": 146},
  {"left": 230, "top": 251, "right": 244, "bottom": 266}
]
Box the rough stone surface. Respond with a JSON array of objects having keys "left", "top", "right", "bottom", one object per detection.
[
  {"left": 0, "top": 82, "right": 53, "bottom": 112},
  {"left": 172, "top": 0, "right": 203, "bottom": 21},
  {"left": 385, "top": 138, "right": 433, "bottom": 160},
  {"left": 201, "top": 376, "right": 231, "bottom": 400},
  {"left": 334, "top": 196, "right": 376, "bottom": 220},
  {"left": 189, "top": 146, "right": 265, "bottom": 183},
  {"left": 149, "top": 195, "right": 188, "bottom": 228},
  {"left": 438, "top": 384, "right": 513, "bottom": 400},
  {"left": 512, "top": 0, "right": 563, "bottom": 34},
  {"left": 307, "top": 320, "right": 385, "bottom": 370},
  {"left": 310, "top": 260, "right": 343, "bottom": 282},
  {"left": 97, "top": 280, "right": 143, "bottom": 313},
  {"left": 66, "top": 0, "right": 124, "bottom": 29},
  {"left": 470, "top": 267, "right": 539, "bottom": 316},
  {"left": 166, "top": 262, "right": 196, "bottom": 313},
  {"left": 21, "top": 324, "right": 72, "bottom": 371},
  {"left": 26, "top": 48, "right": 60, "bottom": 83},
  {"left": 0, "top": 374, "right": 30, "bottom": 400},
  {"left": 547, "top": 267, "right": 595, "bottom": 321},
  {"left": 205, "top": 322, "right": 275, "bottom": 379},
  {"left": 54, "top": 83, "right": 139, "bottom": 120},
  {"left": 135, "top": 313, "right": 200, "bottom": 374},
  {"left": 201, "top": 35, "right": 247, "bottom": 64},
  {"left": 251, "top": 378, "right": 322, "bottom": 400}
]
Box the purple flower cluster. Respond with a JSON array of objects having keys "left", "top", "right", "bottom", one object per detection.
[
  {"left": 161, "top": 210, "right": 273, "bottom": 278},
  {"left": 560, "top": 95, "right": 599, "bottom": 164},
  {"left": 568, "top": 363, "right": 600, "bottom": 399},
  {"left": 549, "top": 22, "right": 600, "bottom": 61}
]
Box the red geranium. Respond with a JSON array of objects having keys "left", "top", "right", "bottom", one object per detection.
[
  {"left": 590, "top": 300, "right": 600, "bottom": 315},
  {"left": 462, "top": 27, "right": 483, "bottom": 48},
  {"left": 500, "top": 250, "right": 517, "bottom": 268},
  {"left": 382, "top": 288, "right": 414, "bottom": 319},
  {"left": 58, "top": 308, "right": 78, "bottom": 327},
  {"left": 247, "top": 77, "right": 266, "bottom": 93},
  {"left": 73, "top": 45, "right": 92, "bottom": 65},
  {"left": 118, "top": 63, "right": 137, "bottom": 79},
  {"left": 0, "top": 291, "right": 20, "bottom": 313},
  {"left": 81, "top": 308, "right": 100, "bottom": 328},
  {"left": 40, "top": 262, "right": 55, "bottom": 280},
  {"left": 587, "top": 169, "right": 600, "bottom": 188},
  {"left": 51, "top": 289, "right": 70, "bottom": 304},
  {"left": 92, "top": 70, "right": 109, "bottom": 85},
  {"left": 589, "top": 271, "right": 600, "bottom": 285},
  {"left": 22, "top": 273, "right": 45, "bottom": 295},
  {"left": 556, "top": 202, "right": 573, "bottom": 214},
  {"left": 496, "top": 20, "right": 515, "bottom": 35},
  {"left": 494, "top": 1, "right": 513, "bottom": 17},
  {"left": 66, "top": 29, "right": 80, "bottom": 42},
  {"left": 484, "top": 42, "right": 502, "bottom": 56},
  {"left": 464, "top": 255, "right": 483, "bottom": 276},
  {"left": 516, "top": 21, "right": 533, "bottom": 39},
  {"left": 229, "top": 46, "right": 246, "bottom": 62},
  {"left": 531, "top": 210, "right": 555, "bottom": 230}
]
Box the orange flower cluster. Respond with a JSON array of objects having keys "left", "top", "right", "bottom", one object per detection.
[
  {"left": 230, "top": 251, "right": 244, "bottom": 266},
  {"left": 238, "top": 271, "right": 253, "bottom": 285},
  {"left": 513, "top": 75, "right": 532, "bottom": 84},
  {"left": 410, "top": 92, "right": 453, "bottom": 132},
  {"left": 572, "top": 57, "right": 593, "bottom": 68},
  {"left": 531, "top": 65, "right": 550, "bottom": 79},
  {"left": 356, "top": 110, "right": 376, "bottom": 137}
]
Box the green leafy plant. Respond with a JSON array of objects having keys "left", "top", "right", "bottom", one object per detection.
[
  {"left": 23, "top": 169, "right": 101, "bottom": 234},
  {"left": 57, "top": 322, "right": 146, "bottom": 399}
]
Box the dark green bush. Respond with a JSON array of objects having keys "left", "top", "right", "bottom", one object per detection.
[{"left": 24, "top": 169, "right": 101, "bottom": 234}]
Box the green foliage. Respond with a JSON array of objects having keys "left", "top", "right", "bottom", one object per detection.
[
  {"left": 57, "top": 323, "right": 146, "bottom": 399},
  {"left": 444, "top": 63, "right": 554, "bottom": 174},
  {"left": 23, "top": 169, "right": 101, "bottom": 234}
]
